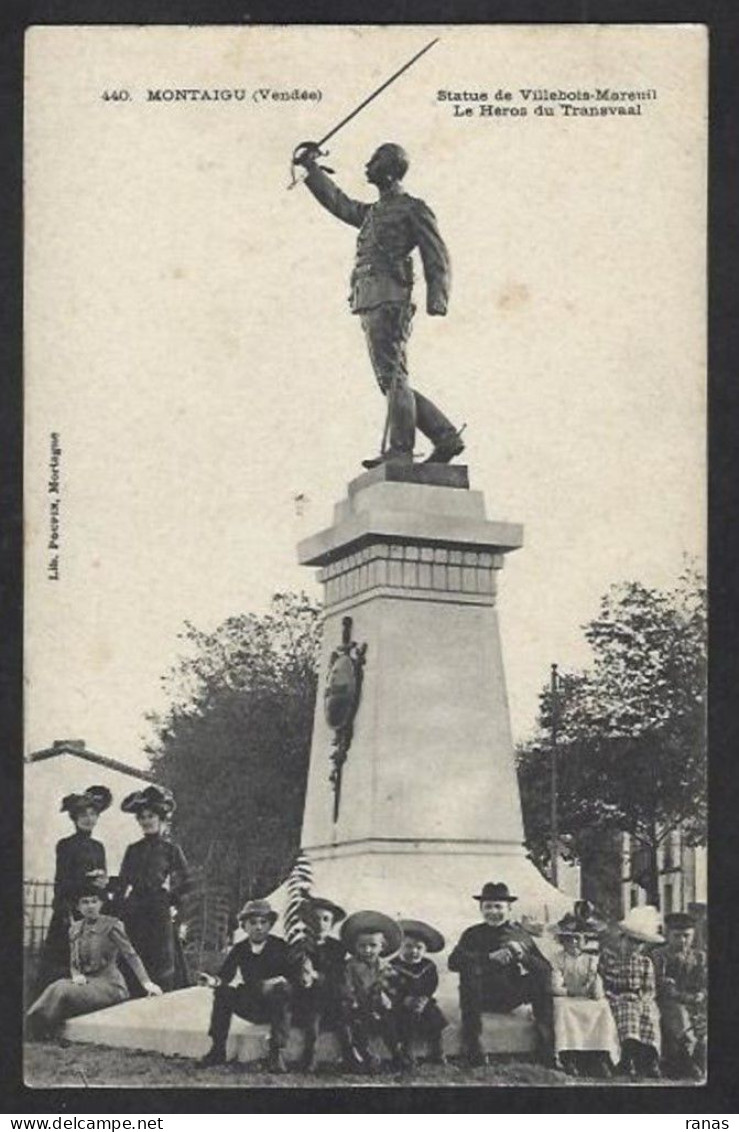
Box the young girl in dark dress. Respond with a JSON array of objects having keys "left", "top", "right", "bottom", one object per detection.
[
  {"left": 37, "top": 786, "right": 112, "bottom": 990},
  {"left": 118, "top": 785, "right": 191, "bottom": 993}
]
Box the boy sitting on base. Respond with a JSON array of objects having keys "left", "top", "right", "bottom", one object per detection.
[
  {"left": 653, "top": 912, "right": 706, "bottom": 1080},
  {"left": 448, "top": 881, "right": 554, "bottom": 1066},
  {"left": 199, "top": 898, "right": 292, "bottom": 1074},
  {"left": 339, "top": 910, "right": 404, "bottom": 1074},
  {"left": 390, "top": 919, "right": 448, "bottom": 1066},
  {"left": 290, "top": 895, "right": 347, "bottom": 1072}
]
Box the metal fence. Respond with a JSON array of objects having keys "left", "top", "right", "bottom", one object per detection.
[
  {"left": 24, "top": 879, "right": 54, "bottom": 955},
  {"left": 23, "top": 873, "right": 233, "bottom": 972}
]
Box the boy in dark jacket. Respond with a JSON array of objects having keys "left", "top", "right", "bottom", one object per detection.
[
  {"left": 390, "top": 919, "right": 448, "bottom": 1066},
  {"left": 290, "top": 895, "right": 347, "bottom": 1071},
  {"left": 199, "top": 899, "right": 292, "bottom": 1073},
  {"left": 449, "top": 881, "right": 553, "bottom": 1066}
]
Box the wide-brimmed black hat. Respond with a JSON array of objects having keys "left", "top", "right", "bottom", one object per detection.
[
  {"left": 664, "top": 912, "right": 696, "bottom": 930},
  {"left": 474, "top": 882, "right": 517, "bottom": 904},
  {"left": 121, "top": 784, "right": 175, "bottom": 818},
  {"left": 340, "top": 910, "right": 402, "bottom": 957},
  {"left": 60, "top": 785, "right": 112, "bottom": 816},
  {"left": 300, "top": 895, "right": 346, "bottom": 925},
  {"left": 399, "top": 919, "right": 445, "bottom": 954},
  {"left": 557, "top": 902, "right": 607, "bottom": 937}
]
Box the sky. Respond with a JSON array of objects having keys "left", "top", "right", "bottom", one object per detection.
[{"left": 25, "top": 25, "right": 706, "bottom": 770}]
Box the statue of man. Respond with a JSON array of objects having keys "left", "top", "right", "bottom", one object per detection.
[{"left": 295, "top": 142, "right": 465, "bottom": 469}]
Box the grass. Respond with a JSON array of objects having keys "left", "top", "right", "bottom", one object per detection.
[{"left": 24, "top": 1042, "right": 690, "bottom": 1090}]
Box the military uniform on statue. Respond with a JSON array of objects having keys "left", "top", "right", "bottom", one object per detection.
[
  {"left": 298, "top": 142, "right": 465, "bottom": 468},
  {"left": 448, "top": 883, "right": 554, "bottom": 1066}
]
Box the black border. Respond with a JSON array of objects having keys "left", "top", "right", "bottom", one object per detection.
[{"left": 2, "top": 0, "right": 738, "bottom": 1115}]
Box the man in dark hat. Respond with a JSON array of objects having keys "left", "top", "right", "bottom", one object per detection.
[
  {"left": 653, "top": 912, "right": 707, "bottom": 1079},
  {"left": 448, "top": 882, "right": 554, "bottom": 1066},
  {"left": 296, "top": 142, "right": 465, "bottom": 469},
  {"left": 199, "top": 899, "right": 292, "bottom": 1073},
  {"left": 289, "top": 895, "right": 347, "bottom": 1072}
]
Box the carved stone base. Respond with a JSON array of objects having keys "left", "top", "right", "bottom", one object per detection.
[{"left": 290, "top": 472, "right": 569, "bottom": 934}]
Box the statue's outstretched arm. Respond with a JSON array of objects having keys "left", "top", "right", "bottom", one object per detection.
[{"left": 303, "top": 165, "right": 369, "bottom": 229}]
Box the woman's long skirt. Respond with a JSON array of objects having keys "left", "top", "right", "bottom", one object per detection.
[
  {"left": 27, "top": 976, "right": 128, "bottom": 1029},
  {"left": 122, "top": 890, "right": 188, "bottom": 993},
  {"left": 36, "top": 907, "right": 73, "bottom": 991}
]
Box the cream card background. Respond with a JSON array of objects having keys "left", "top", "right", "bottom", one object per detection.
[{"left": 24, "top": 25, "right": 706, "bottom": 768}]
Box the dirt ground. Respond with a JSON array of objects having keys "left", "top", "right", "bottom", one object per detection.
[{"left": 24, "top": 1041, "right": 689, "bottom": 1090}]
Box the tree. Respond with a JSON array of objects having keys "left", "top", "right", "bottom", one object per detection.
[
  {"left": 145, "top": 592, "right": 322, "bottom": 909},
  {"left": 517, "top": 566, "right": 706, "bottom": 907}
]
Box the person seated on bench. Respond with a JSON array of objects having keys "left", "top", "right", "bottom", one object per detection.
[
  {"left": 390, "top": 918, "right": 448, "bottom": 1067},
  {"left": 199, "top": 899, "right": 291, "bottom": 1074},
  {"left": 599, "top": 905, "right": 663, "bottom": 1079},
  {"left": 448, "top": 881, "right": 554, "bottom": 1066},
  {"left": 27, "top": 881, "right": 161, "bottom": 1040},
  {"left": 653, "top": 911, "right": 707, "bottom": 1080},
  {"left": 339, "top": 910, "right": 404, "bottom": 1074},
  {"left": 289, "top": 894, "right": 347, "bottom": 1072},
  {"left": 550, "top": 910, "right": 620, "bottom": 1078}
]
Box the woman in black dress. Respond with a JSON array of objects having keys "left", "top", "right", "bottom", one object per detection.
[
  {"left": 37, "top": 785, "right": 112, "bottom": 990},
  {"left": 118, "top": 785, "right": 191, "bottom": 993}
]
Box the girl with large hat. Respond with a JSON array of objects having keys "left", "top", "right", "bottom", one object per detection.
[
  {"left": 27, "top": 880, "right": 162, "bottom": 1040},
  {"left": 550, "top": 912, "right": 620, "bottom": 1077},
  {"left": 37, "top": 786, "right": 112, "bottom": 991},
  {"left": 117, "top": 785, "right": 191, "bottom": 993}
]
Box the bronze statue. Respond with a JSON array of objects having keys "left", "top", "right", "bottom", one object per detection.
[{"left": 295, "top": 142, "right": 465, "bottom": 469}]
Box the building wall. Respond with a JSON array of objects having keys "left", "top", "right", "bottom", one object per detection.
[
  {"left": 24, "top": 754, "right": 155, "bottom": 881},
  {"left": 619, "top": 828, "right": 707, "bottom": 917}
]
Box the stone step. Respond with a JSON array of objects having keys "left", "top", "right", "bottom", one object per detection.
[{"left": 64, "top": 986, "right": 537, "bottom": 1063}]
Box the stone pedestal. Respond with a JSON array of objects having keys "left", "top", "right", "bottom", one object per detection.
[
  {"left": 63, "top": 465, "right": 569, "bottom": 1066},
  {"left": 64, "top": 986, "right": 538, "bottom": 1062},
  {"left": 293, "top": 464, "right": 568, "bottom": 943}
]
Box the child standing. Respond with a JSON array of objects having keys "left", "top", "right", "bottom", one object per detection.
[
  {"left": 339, "top": 910, "right": 404, "bottom": 1074},
  {"left": 390, "top": 919, "right": 448, "bottom": 1067},
  {"left": 600, "top": 905, "right": 663, "bottom": 1078},
  {"left": 550, "top": 911, "right": 620, "bottom": 1077}
]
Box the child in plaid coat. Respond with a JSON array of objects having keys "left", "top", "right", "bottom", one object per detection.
[{"left": 600, "top": 907, "right": 663, "bottom": 1078}]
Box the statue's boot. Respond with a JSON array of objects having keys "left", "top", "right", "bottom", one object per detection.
[
  {"left": 361, "top": 450, "right": 413, "bottom": 470},
  {"left": 414, "top": 392, "right": 466, "bottom": 464},
  {"left": 424, "top": 429, "right": 466, "bottom": 464},
  {"left": 362, "top": 374, "right": 416, "bottom": 469}
]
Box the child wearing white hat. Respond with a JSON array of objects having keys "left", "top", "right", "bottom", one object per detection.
[{"left": 600, "top": 906, "right": 664, "bottom": 1078}]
